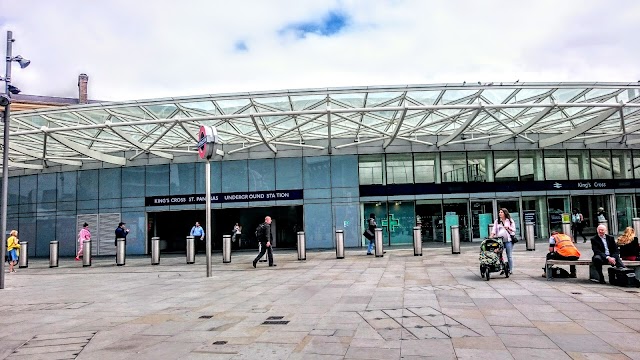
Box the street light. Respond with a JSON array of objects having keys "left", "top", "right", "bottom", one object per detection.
[{"left": 1, "top": 31, "right": 30, "bottom": 289}]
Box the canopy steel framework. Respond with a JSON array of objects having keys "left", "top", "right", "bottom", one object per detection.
[{"left": 2, "top": 83, "right": 640, "bottom": 170}]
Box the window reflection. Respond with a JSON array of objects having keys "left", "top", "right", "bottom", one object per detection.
[
  {"left": 441, "top": 152, "right": 467, "bottom": 182},
  {"left": 494, "top": 152, "right": 518, "bottom": 182},
  {"left": 590, "top": 150, "right": 612, "bottom": 179},
  {"left": 386, "top": 154, "right": 413, "bottom": 184},
  {"left": 358, "top": 154, "right": 384, "bottom": 185},
  {"left": 544, "top": 150, "right": 568, "bottom": 180},
  {"left": 414, "top": 153, "right": 436, "bottom": 183}
]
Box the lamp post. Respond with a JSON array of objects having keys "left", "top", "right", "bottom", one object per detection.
[{"left": 1, "top": 31, "right": 30, "bottom": 289}]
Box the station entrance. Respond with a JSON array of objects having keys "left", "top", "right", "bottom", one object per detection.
[{"left": 148, "top": 205, "right": 303, "bottom": 254}]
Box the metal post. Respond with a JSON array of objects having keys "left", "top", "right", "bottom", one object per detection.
[
  {"left": 186, "top": 236, "right": 195, "bottom": 264},
  {"left": 205, "top": 160, "right": 212, "bottom": 277},
  {"left": 82, "top": 240, "right": 91, "bottom": 267},
  {"left": 1, "top": 31, "right": 15, "bottom": 289},
  {"left": 151, "top": 237, "right": 160, "bottom": 265},
  {"left": 116, "top": 238, "right": 126, "bottom": 266},
  {"left": 633, "top": 218, "right": 640, "bottom": 239},
  {"left": 49, "top": 240, "right": 59, "bottom": 268},
  {"left": 525, "top": 222, "right": 535, "bottom": 251},
  {"left": 561, "top": 220, "right": 571, "bottom": 239},
  {"left": 17, "top": 241, "right": 27, "bottom": 268},
  {"left": 297, "top": 231, "right": 306, "bottom": 260},
  {"left": 222, "top": 234, "right": 231, "bottom": 263},
  {"left": 488, "top": 224, "right": 494, "bottom": 238},
  {"left": 413, "top": 226, "right": 422, "bottom": 256},
  {"left": 335, "top": 230, "right": 344, "bottom": 259},
  {"left": 451, "top": 225, "right": 460, "bottom": 254},
  {"left": 374, "top": 228, "right": 383, "bottom": 257}
]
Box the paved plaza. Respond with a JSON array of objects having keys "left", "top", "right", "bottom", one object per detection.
[{"left": 3, "top": 241, "right": 640, "bottom": 359}]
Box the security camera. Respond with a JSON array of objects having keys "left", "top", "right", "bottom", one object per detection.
[{"left": 0, "top": 94, "right": 10, "bottom": 107}]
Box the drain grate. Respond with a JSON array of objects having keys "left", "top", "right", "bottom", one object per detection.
[
  {"left": 212, "top": 341, "right": 227, "bottom": 345},
  {"left": 8, "top": 331, "right": 96, "bottom": 359},
  {"left": 199, "top": 315, "right": 213, "bottom": 319},
  {"left": 267, "top": 316, "right": 284, "bottom": 320},
  {"left": 571, "top": 292, "right": 582, "bottom": 295},
  {"left": 262, "top": 320, "right": 289, "bottom": 325},
  {"left": 626, "top": 290, "right": 639, "bottom": 293}
]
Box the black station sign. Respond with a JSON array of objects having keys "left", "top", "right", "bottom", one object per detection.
[
  {"left": 146, "top": 189, "right": 303, "bottom": 206},
  {"left": 360, "top": 179, "right": 640, "bottom": 197}
]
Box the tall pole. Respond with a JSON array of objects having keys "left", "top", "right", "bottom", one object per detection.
[
  {"left": 1, "top": 31, "right": 14, "bottom": 289},
  {"left": 205, "top": 160, "right": 212, "bottom": 277}
]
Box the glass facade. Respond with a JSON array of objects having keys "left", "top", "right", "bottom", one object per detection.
[{"left": 7, "top": 148, "right": 640, "bottom": 258}]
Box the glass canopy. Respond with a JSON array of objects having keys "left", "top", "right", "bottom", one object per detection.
[{"left": 3, "top": 82, "right": 640, "bottom": 170}]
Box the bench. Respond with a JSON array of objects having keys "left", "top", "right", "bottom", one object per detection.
[{"left": 545, "top": 259, "right": 640, "bottom": 281}]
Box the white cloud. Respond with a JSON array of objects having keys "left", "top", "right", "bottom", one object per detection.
[{"left": 2, "top": 0, "right": 639, "bottom": 101}]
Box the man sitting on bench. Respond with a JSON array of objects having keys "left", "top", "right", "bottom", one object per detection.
[
  {"left": 591, "top": 224, "right": 624, "bottom": 284},
  {"left": 547, "top": 231, "right": 581, "bottom": 278}
]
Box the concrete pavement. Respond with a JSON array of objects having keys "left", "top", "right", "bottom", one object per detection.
[{"left": 3, "top": 241, "right": 640, "bottom": 359}]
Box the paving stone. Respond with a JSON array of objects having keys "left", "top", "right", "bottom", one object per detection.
[{"left": 508, "top": 347, "right": 571, "bottom": 360}]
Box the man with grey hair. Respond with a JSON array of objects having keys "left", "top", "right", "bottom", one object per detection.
[
  {"left": 253, "top": 216, "right": 276, "bottom": 268},
  {"left": 591, "top": 224, "right": 623, "bottom": 284}
]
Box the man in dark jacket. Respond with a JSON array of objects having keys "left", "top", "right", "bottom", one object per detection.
[
  {"left": 253, "top": 216, "right": 275, "bottom": 268},
  {"left": 115, "top": 222, "right": 129, "bottom": 246},
  {"left": 591, "top": 224, "right": 623, "bottom": 284}
]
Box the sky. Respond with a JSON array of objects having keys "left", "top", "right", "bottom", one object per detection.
[{"left": 2, "top": 0, "right": 639, "bottom": 101}]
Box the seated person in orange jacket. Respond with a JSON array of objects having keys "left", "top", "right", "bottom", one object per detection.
[{"left": 547, "top": 231, "right": 581, "bottom": 277}]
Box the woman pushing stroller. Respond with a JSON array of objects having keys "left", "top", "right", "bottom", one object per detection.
[{"left": 490, "top": 208, "right": 515, "bottom": 275}]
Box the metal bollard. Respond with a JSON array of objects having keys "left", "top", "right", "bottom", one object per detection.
[
  {"left": 374, "top": 228, "right": 384, "bottom": 257},
  {"left": 186, "top": 236, "right": 195, "bottom": 264},
  {"left": 297, "top": 231, "right": 306, "bottom": 260},
  {"left": 525, "top": 222, "right": 535, "bottom": 251},
  {"left": 223, "top": 235, "right": 231, "bottom": 263},
  {"left": 633, "top": 218, "right": 640, "bottom": 239},
  {"left": 49, "top": 241, "right": 59, "bottom": 268},
  {"left": 488, "top": 224, "right": 494, "bottom": 238},
  {"left": 116, "top": 238, "right": 126, "bottom": 266},
  {"left": 82, "top": 240, "right": 91, "bottom": 267},
  {"left": 562, "top": 220, "right": 571, "bottom": 238},
  {"left": 18, "top": 241, "right": 28, "bottom": 268},
  {"left": 451, "top": 225, "right": 460, "bottom": 254},
  {"left": 413, "top": 226, "right": 422, "bottom": 256},
  {"left": 335, "top": 230, "right": 344, "bottom": 259},
  {"left": 151, "top": 237, "right": 160, "bottom": 265}
]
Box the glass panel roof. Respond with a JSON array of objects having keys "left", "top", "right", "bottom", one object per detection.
[{"left": 4, "top": 83, "right": 639, "bottom": 170}]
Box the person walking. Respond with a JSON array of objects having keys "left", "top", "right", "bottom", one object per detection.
[
  {"left": 365, "top": 213, "right": 376, "bottom": 255},
  {"left": 571, "top": 208, "right": 587, "bottom": 243},
  {"left": 232, "top": 223, "right": 242, "bottom": 250},
  {"left": 190, "top": 221, "right": 205, "bottom": 253},
  {"left": 253, "top": 216, "right": 276, "bottom": 268},
  {"left": 6, "top": 230, "right": 20, "bottom": 273},
  {"left": 490, "top": 208, "right": 516, "bottom": 274},
  {"left": 76, "top": 223, "right": 91, "bottom": 261}
]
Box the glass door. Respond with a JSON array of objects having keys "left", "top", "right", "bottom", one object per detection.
[
  {"left": 470, "top": 199, "right": 494, "bottom": 241},
  {"left": 416, "top": 200, "right": 444, "bottom": 243},
  {"left": 615, "top": 194, "right": 634, "bottom": 235},
  {"left": 547, "top": 196, "right": 570, "bottom": 234},
  {"left": 387, "top": 201, "right": 415, "bottom": 245},
  {"left": 363, "top": 202, "right": 389, "bottom": 246},
  {"left": 443, "top": 199, "right": 470, "bottom": 242}
]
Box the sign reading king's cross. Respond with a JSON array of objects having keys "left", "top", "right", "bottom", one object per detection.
[{"left": 197, "top": 125, "right": 218, "bottom": 160}]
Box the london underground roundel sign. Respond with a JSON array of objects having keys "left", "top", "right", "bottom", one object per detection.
[{"left": 197, "top": 125, "right": 218, "bottom": 160}]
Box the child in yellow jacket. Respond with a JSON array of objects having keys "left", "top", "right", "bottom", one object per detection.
[{"left": 7, "top": 230, "right": 20, "bottom": 273}]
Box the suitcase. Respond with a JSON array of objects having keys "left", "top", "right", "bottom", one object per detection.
[{"left": 608, "top": 267, "right": 638, "bottom": 287}]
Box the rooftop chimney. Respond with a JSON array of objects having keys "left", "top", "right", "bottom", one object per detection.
[{"left": 78, "top": 73, "right": 89, "bottom": 104}]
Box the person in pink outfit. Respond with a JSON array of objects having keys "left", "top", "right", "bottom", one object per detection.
[{"left": 76, "top": 222, "right": 91, "bottom": 260}]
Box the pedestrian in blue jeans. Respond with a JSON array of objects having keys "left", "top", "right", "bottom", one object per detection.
[
  {"left": 490, "top": 208, "right": 515, "bottom": 274},
  {"left": 366, "top": 213, "right": 377, "bottom": 255}
]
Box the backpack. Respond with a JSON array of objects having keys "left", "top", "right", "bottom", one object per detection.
[
  {"left": 551, "top": 267, "right": 571, "bottom": 278},
  {"left": 255, "top": 224, "right": 264, "bottom": 240}
]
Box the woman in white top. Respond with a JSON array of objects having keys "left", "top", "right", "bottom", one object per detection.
[{"left": 490, "top": 208, "right": 516, "bottom": 274}]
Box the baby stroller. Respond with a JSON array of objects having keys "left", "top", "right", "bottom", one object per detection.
[{"left": 479, "top": 237, "right": 509, "bottom": 281}]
